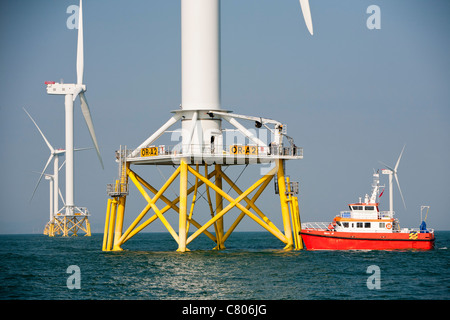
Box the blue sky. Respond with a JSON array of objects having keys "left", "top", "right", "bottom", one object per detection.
[{"left": 0, "top": 0, "right": 449, "bottom": 235}]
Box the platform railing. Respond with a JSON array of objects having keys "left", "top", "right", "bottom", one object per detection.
[
  {"left": 121, "top": 144, "right": 303, "bottom": 159},
  {"left": 396, "top": 227, "right": 435, "bottom": 234},
  {"left": 339, "top": 211, "right": 395, "bottom": 219},
  {"left": 106, "top": 183, "right": 129, "bottom": 197},
  {"left": 301, "top": 222, "right": 329, "bottom": 230}
]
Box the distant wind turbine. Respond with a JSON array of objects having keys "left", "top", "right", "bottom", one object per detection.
[{"left": 379, "top": 145, "right": 407, "bottom": 214}]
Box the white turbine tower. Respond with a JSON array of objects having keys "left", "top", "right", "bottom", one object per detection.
[
  {"left": 380, "top": 145, "right": 407, "bottom": 215},
  {"left": 131, "top": 0, "right": 314, "bottom": 158},
  {"left": 45, "top": 0, "right": 103, "bottom": 217},
  {"left": 44, "top": 174, "right": 54, "bottom": 225}
]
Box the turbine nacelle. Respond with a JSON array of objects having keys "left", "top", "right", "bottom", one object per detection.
[{"left": 45, "top": 83, "right": 86, "bottom": 96}]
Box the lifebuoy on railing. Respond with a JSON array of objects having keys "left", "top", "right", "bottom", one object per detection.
[{"left": 386, "top": 223, "right": 392, "bottom": 229}]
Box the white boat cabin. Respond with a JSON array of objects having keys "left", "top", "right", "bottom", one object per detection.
[{"left": 332, "top": 203, "right": 397, "bottom": 233}]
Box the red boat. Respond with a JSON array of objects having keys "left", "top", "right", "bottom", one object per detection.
[{"left": 300, "top": 170, "right": 435, "bottom": 250}]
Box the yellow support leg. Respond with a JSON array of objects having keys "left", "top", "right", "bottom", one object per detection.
[
  {"left": 293, "top": 196, "right": 303, "bottom": 250},
  {"left": 286, "top": 177, "right": 300, "bottom": 250},
  {"left": 107, "top": 199, "right": 118, "bottom": 251},
  {"left": 177, "top": 160, "right": 188, "bottom": 252},
  {"left": 103, "top": 198, "right": 113, "bottom": 251},
  {"left": 63, "top": 216, "right": 68, "bottom": 237},
  {"left": 85, "top": 218, "right": 91, "bottom": 237},
  {"left": 277, "top": 160, "right": 294, "bottom": 250},
  {"left": 49, "top": 222, "right": 55, "bottom": 237},
  {"left": 112, "top": 196, "right": 126, "bottom": 250}
]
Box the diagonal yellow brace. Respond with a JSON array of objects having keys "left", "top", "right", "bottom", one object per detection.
[
  {"left": 149, "top": 201, "right": 179, "bottom": 245},
  {"left": 121, "top": 202, "right": 153, "bottom": 243},
  {"left": 221, "top": 173, "right": 287, "bottom": 244},
  {"left": 220, "top": 170, "right": 285, "bottom": 239},
  {"left": 186, "top": 164, "right": 199, "bottom": 234},
  {"left": 204, "top": 165, "right": 220, "bottom": 244},
  {"left": 214, "top": 164, "right": 225, "bottom": 249},
  {"left": 117, "top": 167, "right": 180, "bottom": 246},
  {"left": 186, "top": 165, "right": 281, "bottom": 245},
  {"left": 129, "top": 171, "right": 217, "bottom": 243},
  {"left": 67, "top": 217, "right": 85, "bottom": 232}
]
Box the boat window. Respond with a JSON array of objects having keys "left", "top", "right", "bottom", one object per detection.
[
  {"left": 364, "top": 222, "right": 371, "bottom": 228},
  {"left": 353, "top": 206, "right": 363, "bottom": 210},
  {"left": 356, "top": 222, "right": 363, "bottom": 228},
  {"left": 343, "top": 222, "right": 349, "bottom": 228},
  {"left": 379, "top": 222, "right": 385, "bottom": 228},
  {"left": 365, "top": 206, "right": 374, "bottom": 211}
]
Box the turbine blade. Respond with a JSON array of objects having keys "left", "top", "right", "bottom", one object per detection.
[
  {"left": 59, "top": 160, "right": 66, "bottom": 172},
  {"left": 378, "top": 160, "right": 395, "bottom": 172},
  {"left": 31, "top": 171, "right": 53, "bottom": 178},
  {"left": 59, "top": 188, "right": 66, "bottom": 206},
  {"left": 30, "top": 154, "right": 54, "bottom": 202},
  {"left": 23, "top": 108, "right": 54, "bottom": 153},
  {"left": 394, "top": 144, "right": 406, "bottom": 171},
  {"left": 74, "top": 147, "right": 94, "bottom": 152},
  {"left": 394, "top": 173, "right": 407, "bottom": 210},
  {"left": 76, "top": 0, "right": 84, "bottom": 85},
  {"left": 299, "top": 0, "right": 314, "bottom": 35},
  {"left": 79, "top": 92, "right": 104, "bottom": 169}
]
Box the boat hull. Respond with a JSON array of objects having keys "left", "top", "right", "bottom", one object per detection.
[{"left": 300, "top": 229, "right": 435, "bottom": 250}]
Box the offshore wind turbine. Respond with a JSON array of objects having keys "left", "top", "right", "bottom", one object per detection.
[
  {"left": 103, "top": 0, "right": 314, "bottom": 252},
  {"left": 45, "top": 0, "right": 103, "bottom": 220},
  {"left": 25, "top": 108, "right": 64, "bottom": 213},
  {"left": 24, "top": 108, "right": 92, "bottom": 236},
  {"left": 380, "top": 145, "right": 407, "bottom": 215}
]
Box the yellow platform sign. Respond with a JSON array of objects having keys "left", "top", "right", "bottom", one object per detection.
[
  {"left": 230, "top": 145, "right": 258, "bottom": 155},
  {"left": 141, "top": 147, "right": 158, "bottom": 157}
]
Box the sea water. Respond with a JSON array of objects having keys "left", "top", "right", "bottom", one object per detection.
[{"left": 0, "top": 231, "right": 449, "bottom": 300}]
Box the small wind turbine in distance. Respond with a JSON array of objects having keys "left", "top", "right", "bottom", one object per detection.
[
  {"left": 24, "top": 108, "right": 65, "bottom": 216},
  {"left": 44, "top": 0, "right": 103, "bottom": 216},
  {"left": 24, "top": 108, "right": 92, "bottom": 235},
  {"left": 379, "top": 145, "right": 407, "bottom": 215}
]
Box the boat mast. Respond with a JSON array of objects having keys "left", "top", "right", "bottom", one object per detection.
[{"left": 367, "top": 171, "right": 381, "bottom": 204}]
